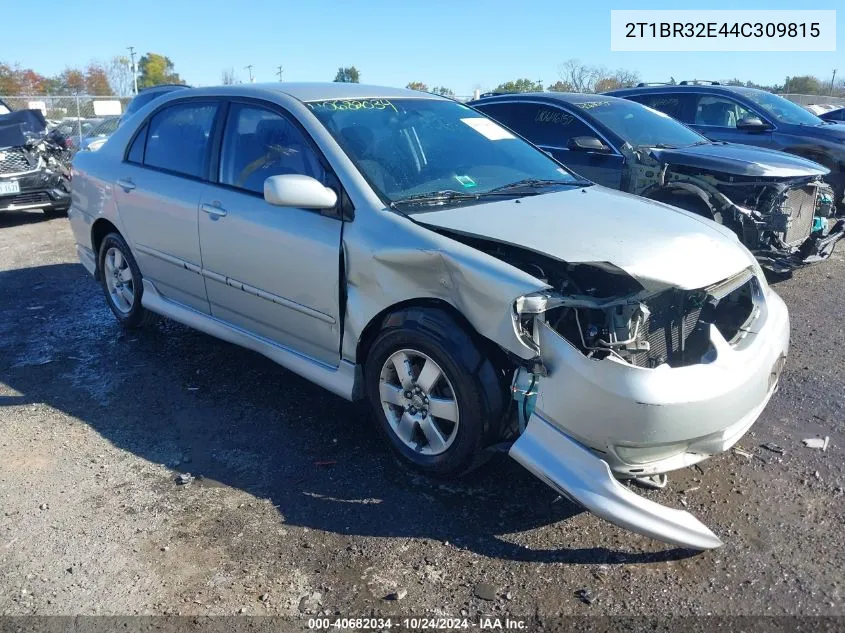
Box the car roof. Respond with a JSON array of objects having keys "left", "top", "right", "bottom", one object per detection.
[
  {"left": 607, "top": 84, "right": 765, "bottom": 98},
  {"left": 179, "top": 82, "right": 444, "bottom": 103},
  {"left": 470, "top": 92, "right": 625, "bottom": 105}
]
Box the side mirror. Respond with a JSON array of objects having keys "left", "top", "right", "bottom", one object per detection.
[
  {"left": 263, "top": 174, "right": 338, "bottom": 209},
  {"left": 568, "top": 135, "right": 610, "bottom": 152},
  {"left": 736, "top": 116, "right": 770, "bottom": 132}
]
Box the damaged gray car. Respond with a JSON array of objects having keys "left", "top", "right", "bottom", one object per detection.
[
  {"left": 69, "top": 84, "right": 790, "bottom": 551},
  {"left": 470, "top": 93, "right": 843, "bottom": 273}
]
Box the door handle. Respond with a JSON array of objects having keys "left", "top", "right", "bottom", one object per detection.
[
  {"left": 117, "top": 178, "right": 135, "bottom": 191},
  {"left": 200, "top": 202, "right": 228, "bottom": 219}
]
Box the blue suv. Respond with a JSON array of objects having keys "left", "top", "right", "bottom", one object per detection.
[
  {"left": 470, "top": 92, "right": 843, "bottom": 271},
  {"left": 606, "top": 82, "right": 845, "bottom": 208}
]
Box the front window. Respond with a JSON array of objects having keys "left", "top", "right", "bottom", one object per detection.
[
  {"left": 219, "top": 104, "right": 324, "bottom": 194},
  {"left": 694, "top": 96, "right": 752, "bottom": 127},
  {"left": 307, "top": 98, "right": 580, "bottom": 209},
  {"left": 733, "top": 88, "right": 823, "bottom": 126},
  {"left": 573, "top": 98, "right": 707, "bottom": 148}
]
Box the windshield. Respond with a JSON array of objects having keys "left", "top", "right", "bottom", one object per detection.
[
  {"left": 733, "top": 88, "right": 823, "bottom": 126},
  {"left": 307, "top": 98, "right": 581, "bottom": 207},
  {"left": 576, "top": 98, "right": 706, "bottom": 148}
]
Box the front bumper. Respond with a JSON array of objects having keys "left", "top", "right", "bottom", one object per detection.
[
  {"left": 0, "top": 170, "right": 70, "bottom": 212},
  {"left": 509, "top": 287, "right": 790, "bottom": 549},
  {"left": 756, "top": 218, "right": 845, "bottom": 273}
]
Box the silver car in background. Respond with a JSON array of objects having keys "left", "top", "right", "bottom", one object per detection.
[{"left": 69, "top": 83, "right": 790, "bottom": 550}]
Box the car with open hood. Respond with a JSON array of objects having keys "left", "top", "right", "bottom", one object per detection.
[
  {"left": 470, "top": 92, "right": 843, "bottom": 273},
  {"left": 0, "top": 108, "right": 72, "bottom": 216},
  {"left": 607, "top": 83, "right": 845, "bottom": 212},
  {"left": 68, "top": 83, "right": 790, "bottom": 550}
]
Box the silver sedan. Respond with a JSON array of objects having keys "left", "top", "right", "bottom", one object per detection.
[{"left": 69, "top": 83, "right": 790, "bottom": 550}]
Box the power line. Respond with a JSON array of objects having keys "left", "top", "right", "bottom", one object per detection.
[
  {"left": 244, "top": 65, "right": 254, "bottom": 83},
  {"left": 276, "top": 66, "right": 284, "bottom": 82}
]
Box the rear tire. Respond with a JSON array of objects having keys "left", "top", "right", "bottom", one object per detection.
[
  {"left": 364, "top": 307, "right": 506, "bottom": 478},
  {"left": 98, "top": 232, "right": 156, "bottom": 328}
]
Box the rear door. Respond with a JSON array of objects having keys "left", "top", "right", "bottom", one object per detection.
[
  {"left": 477, "top": 101, "right": 623, "bottom": 189},
  {"left": 113, "top": 100, "right": 220, "bottom": 313},
  {"left": 197, "top": 100, "right": 343, "bottom": 365}
]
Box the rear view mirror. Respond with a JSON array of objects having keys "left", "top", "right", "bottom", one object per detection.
[
  {"left": 264, "top": 174, "right": 338, "bottom": 209},
  {"left": 568, "top": 136, "right": 610, "bottom": 152},
  {"left": 736, "top": 116, "right": 771, "bottom": 132}
]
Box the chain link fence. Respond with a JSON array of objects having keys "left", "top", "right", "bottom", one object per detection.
[{"left": 0, "top": 95, "right": 134, "bottom": 145}]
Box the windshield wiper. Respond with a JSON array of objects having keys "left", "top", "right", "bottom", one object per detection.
[
  {"left": 487, "top": 178, "right": 591, "bottom": 193},
  {"left": 390, "top": 190, "right": 480, "bottom": 208}
]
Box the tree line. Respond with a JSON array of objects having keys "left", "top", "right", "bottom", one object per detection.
[{"left": 0, "top": 53, "right": 185, "bottom": 96}]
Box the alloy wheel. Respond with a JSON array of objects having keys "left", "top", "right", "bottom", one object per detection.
[
  {"left": 379, "top": 349, "right": 460, "bottom": 456},
  {"left": 103, "top": 246, "right": 135, "bottom": 314}
]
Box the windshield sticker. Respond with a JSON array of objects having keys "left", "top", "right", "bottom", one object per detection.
[
  {"left": 460, "top": 117, "right": 515, "bottom": 140},
  {"left": 535, "top": 109, "right": 574, "bottom": 126},
  {"left": 306, "top": 99, "right": 398, "bottom": 113},
  {"left": 574, "top": 100, "right": 611, "bottom": 111},
  {"left": 454, "top": 175, "right": 477, "bottom": 188}
]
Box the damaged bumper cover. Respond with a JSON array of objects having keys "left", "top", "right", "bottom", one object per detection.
[{"left": 509, "top": 285, "right": 790, "bottom": 549}]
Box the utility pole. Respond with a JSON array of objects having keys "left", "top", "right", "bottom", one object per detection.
[
  {"left": 244, "top": 65, "right": 254, "bottom": 83},
  {"left": 831, "top": 69, "right": 838, "bottom": 96},
  {"left": 127, "top": 46, "right": 138, "bottom": 95},
  {"left": 276, "top": 65, "right": 284, "bottom": 82}
]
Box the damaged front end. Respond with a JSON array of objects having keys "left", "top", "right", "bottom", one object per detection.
[
  {"left": 470, "top": 240, "right": 788, "bottom": 550},
  {"left": 0, "top": 109, "right": 72, "bottom": 213},
  {"left": 629, "top": 148, "right": 844, "bottom": 272}
]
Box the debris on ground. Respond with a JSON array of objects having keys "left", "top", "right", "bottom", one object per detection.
[
  {"left": 259, "top": 593, "right": 270, "bottom": 603},
  {"left": 576, "top": 588, "right": 597, "bottom": 605},
  {"left": 298, "top": 591, "right": 323, "bottom": 613},
  {"left": 592, "top": 566, "right": 609, "bottom": 582},
  {"left": 760, "top": 442, "right": 785, "bottom": 455},
  {"left": 39, "top": 503, "right": 49, "bottom": 510},
  {"left": 733, "top": 447, "right": 754, "bottom": 459},
  {"left": 385, "top": 588, "right": 408, "bottom": 601},
  {"left": 802, "top": 437, "right": 830, "bottom": 451},
  {"left": 175, "top": 473, "right": 195, "bottom": 486},
  {"left": 632, "top": 473, "right": 668, "bottom": 489},
  {"left": 474, "top": 582, "right": 497, "bottom": 601}
]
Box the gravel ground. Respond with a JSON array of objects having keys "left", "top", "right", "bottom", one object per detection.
[{"left": 0, "top": 211, "right": 843, "bottom": 621}]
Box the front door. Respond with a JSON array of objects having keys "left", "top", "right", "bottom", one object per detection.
[
  {"left": 198, "top": 102, "right": 343, "bottom": 365},
  {"left": 689, "top": 94, "right": 774, "bottom": 147},
  {"left": 113, "top": 100, "right": 219, "bottom": 313}
]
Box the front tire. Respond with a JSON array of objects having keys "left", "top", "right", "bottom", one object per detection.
[
  {"left": 364, "top": 307, "right": 506, "bottom": 478},
  {"left": 98, "top": 232, "right": 155, "bottom": 328}
]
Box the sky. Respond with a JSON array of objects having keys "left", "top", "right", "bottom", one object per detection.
[{"left": 1, "top": 0, "right": 841, "bottom": 96}]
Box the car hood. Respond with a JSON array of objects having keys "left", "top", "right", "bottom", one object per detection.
[
  {"left": 648, "top": 142, "right": 828, "bottom": 178},
  {"left": 415, "top": 185, "right": 755, "bottom": 291}
]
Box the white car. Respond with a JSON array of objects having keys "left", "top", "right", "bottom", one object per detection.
[{"left": 69, "top": 83, "right": 790, "bottom": 550}]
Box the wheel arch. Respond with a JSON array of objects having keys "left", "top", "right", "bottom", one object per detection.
[
  {"left": 355, "top": 298, "right": 512, "bottom": 375},
  {"left": 91, "top": 218, "right": 121, "bottom": 279},
  {"left": 643, "top": 183, "right": 719, "bottom": 218}
]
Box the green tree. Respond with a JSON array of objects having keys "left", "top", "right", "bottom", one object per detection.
[
  {"left": 137, "top": 53, "right": 185, "bottom": 89},
  {"left": 431, "top": 86, "right": 455, "bottom": 98},
  {"left": 783, "top": 75, "right": 823, "bottom": 94},
  {"left": 333, "top": 66, "right": 360, "bottom": 83},
  {"left": 406, "top": 81, "right": 428, "bottom": 91},
  {"left": 546, "top": 80, "right": 572, "bottom": 92},
  {"left": 493, "top": 78, "right": 543, "bottom": 93}
]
